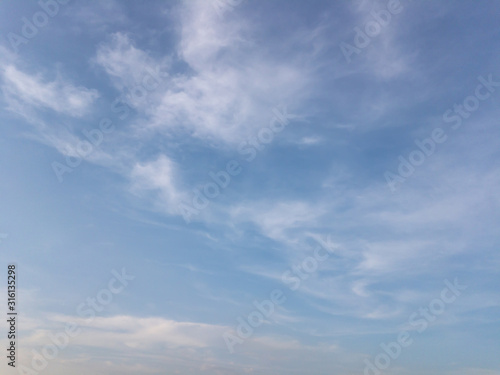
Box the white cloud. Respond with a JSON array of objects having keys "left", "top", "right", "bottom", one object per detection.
[
  {"left": 1, "top": 65, "right": 99, "bottom": 117},
  {"left": 93, "top": 2, "right": 311, "bottom": 145},
  {"left": 50, "top": 314, "right": 226, "bottom": 349},
  {"left": 94, "top": 33, "right": 158, "bottom": 91},
  {"left": 178, "top": 0, "right": 246, "bottom": 72},
  {"left": 129, "top": 154, "right": 189, "bottom": 215},
  {"left": 8, "top": 313, "right": 360, "bottom": 375},
  {"left": 231, "top": 201, "right": 326, "bottom": 244}
]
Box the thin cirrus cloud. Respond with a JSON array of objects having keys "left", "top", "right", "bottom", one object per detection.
[
  {"left": 85, "top": 0, "right": 320, "bottom": 219},
  {"left": 145, "top": 0, "right": 311, "bottom": 145},
  {"left": 129, "top": 154, "right": 188, "bottom": 216},
  {"left": 1, "top": 64, "right": 99, "bottom": 118}
]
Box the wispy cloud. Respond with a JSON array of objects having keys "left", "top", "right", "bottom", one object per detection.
[
  {"left": 1, "top": 65, "right": 99, "bottom": 118},
  {"left": 129, "top": 154, "right": 188, "bottom": 215}
]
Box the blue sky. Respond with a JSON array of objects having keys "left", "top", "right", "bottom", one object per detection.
[{"left": 1, "top": 0, "right": 500, "bottom": 374}]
